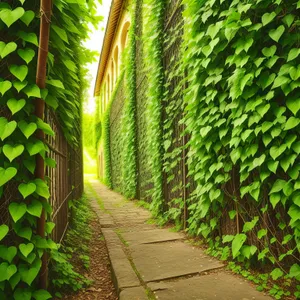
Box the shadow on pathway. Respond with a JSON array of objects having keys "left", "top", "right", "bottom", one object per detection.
[{"left": 86, "top": 179, "right": 273, "bottom": 300}]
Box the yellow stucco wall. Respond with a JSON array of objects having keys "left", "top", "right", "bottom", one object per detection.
[{"left": 96, "top": 0, "right": 132, "bottom": 180}]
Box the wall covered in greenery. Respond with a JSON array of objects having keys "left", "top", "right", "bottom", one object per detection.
[
  {"left": 0, "top": 0, "right": 98, "bottom": 298},
  {"left": 101, "top": 0, "right": 300, "bottom": 296}
]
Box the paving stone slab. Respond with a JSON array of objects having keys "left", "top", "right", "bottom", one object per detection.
[
  {"left": 101, "top": 229, "right": 141, "bottom": 290},
  {"left": 130, "top": 242, "right": 223, "bottom": 282},
  {"left": 122, "top": 229, "right": 184, "bottom": 245},
  {"left": 119, "top": 287, "right": 148, "bottom": 300},
  {"left": 148, "top": 272, "right": 273, "bottom": 300}
]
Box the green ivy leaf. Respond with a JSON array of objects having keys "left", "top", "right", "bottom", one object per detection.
[
  {"left": 232, "top": 233, "right": 247, "bottom": 258},
  {"left": 0, "top": 246, "right": 17, "bottom": 263},
  {"left": 261, "top": 12, "right": 276, "bottom": 26},
  {"left": 34, "top": 179, "right": 50, "bottom": 199},
  {"left": 45, "top": 222, "right": 55, "bottom": 234},
  {"left": 19, "top": 243, "right": 34, "bottom": 258},
  {"left": 9, "top": 65, "right": 28, "bottom": 82},
  {"left": 27, "top": 199, "right": 43, "bottom": 217},
  {"left": 23, "top": 84, "right": 41, "bottom": 98},
  {"left": 26, "top": 140, "right": 45, "bottom": 156},
  {"left": 3, "top": 144, "right": 25, "bottom": 162},
  {"left": 17, "top": 31, "right": 38, "bottom": 46},
  {"left": 0, "top": 7, "right": 25, "bottom": 27},
  {"left": 289, "top": 264, "right": 300, "bottom": 280},
  {"left": 270, "top": 144, "right": 286, "bottom": 160},
  {"left": 13, "top": 288, "right": 31, "bottom": 300},
  {"left": 0, "top": 167, "right": 17, "bottom": 187},
  {"left": 268, "top": 25, "right": 285, "bottom": 42},
  {"left": 7, "top": 98, "right": 26, "bottom": 115},
  {"left": 284, "top": 117, "right": 299, "bottom": 130},
  {"left": 0, "top": 41, "right": 17, "bottom": 58},
  {"left": 32, "top": 290, "right": 52, "bottom": 300},
  {"left": 18, "top": 182, "right": 36, "bottom": 198},
  {"left": 20, "top": 10, "right": 35, "bottom": 26},
  {"left": 287, "top": 48, "right": 300, "bottom": 62},
  {"left": 13, "top": 80, "right": 28, "bottom": 92},
  {"left": 17, "top": 48, "right": 35, "bottom": 64},
  {"left": 0, "top": 225, "right": 9, "bottom": 241},
  {"left": 0, "top": 262, "right": 17, "bottom": 281},
  {"left": 257, "top": 229, "right": 267, "bottom": 239},
  {"left": 0, "top": 80, "right": 12, "bottom": 96},
  {"left": 18, "top": 120, "right": 37, "bottom": 139},
  {"left": 270, "top": 268, "right": 284, "bottom": 280},
  {"left": 16, "top": 227, "right": 32, "bottom": 241},
  {"left": 37, "top": 118, "right": 55, "bottom": 136},
  {"left": 8, "top": 202, "right": 27, "bottom": 223},
  {"left": 270, "top": 193, "right": 281, "bottom": 209},
  {"left": 288, "top": 205, "right": 300, "bottom": 223}
]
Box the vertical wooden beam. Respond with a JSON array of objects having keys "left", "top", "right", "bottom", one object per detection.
[{"left": 35, "top": 0, "right": 52, "bottom": 290}]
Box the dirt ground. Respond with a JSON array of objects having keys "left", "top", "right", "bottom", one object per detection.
[{"left": 62, "top": 216, "right": 118, "bottom": 300}]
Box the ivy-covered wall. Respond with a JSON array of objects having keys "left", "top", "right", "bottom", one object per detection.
[
  {"left": 0, "top": 0, "right": 98, "bottom": 297},
  {"left": 101, "top": 0, "right": 300, "bottom": 295}
]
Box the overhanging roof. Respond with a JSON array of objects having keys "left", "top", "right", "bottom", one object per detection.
[{"left": 94, "top": 0, "right": 125, "bottom": 97}]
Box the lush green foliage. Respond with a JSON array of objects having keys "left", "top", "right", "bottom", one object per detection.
[
  {"left": 122, "top": 0, "right": 138, "bottom": 199},
  {"left": 181, "top": 0, "right": 300, "bottom": 294},
  {"left": 0, "top": 0, "right": 99, "bottom": 298},
  {"left": 142, "top": 0, "right": 166, "bottom": 214},
  {"left": 102, "top": 72, "right": 126, "bottom": 188},
  {"left": 50, "top": 195, "right": 92, "bottom": 297},
  {"left": 102, "top": 0, "right": 300, "bottom": 296}
]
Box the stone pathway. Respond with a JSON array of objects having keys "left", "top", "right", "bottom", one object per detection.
[{"left": 86, "top": 179, "right": 273, "bottom": 300}]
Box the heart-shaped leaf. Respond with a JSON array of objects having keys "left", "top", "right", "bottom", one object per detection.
[
  {"left": 0, "top": 225, "right": 9, "bottom": 241},
  {"left": 24, "top": 158, "right": 36, "bottom": 174},
  {"left": 0, "top": 246, "right": 17, "bottom": 263},
  {"left": 16, "top": 227, "right": 32, "bottom": 241},
  {"left": 0, "top": 80, "right": 12, "bottom": 96},
  {"left": 17, "top": 31, "right": 38, "bottom": 46},
  {"left": 20, "top": 10, "right": 35, "bottom": 26},
  {"left": 7, "top": 98, "right": 26, "bottom": 115},
  {"left": 26, "top": 140, "right": 45, "bottom": 156},
  {"left": 23, "top": 84, "right": 41, "bottom": 97},
  {"left": 287, "top": 48, "right": 300, "bottom": 62},
  {"left": 262, "top": 12, "right": 276, "bottom": 26},
  {"left": 262, "top": 45, "right": 276, "bottom": 57},
  {"left": 0, "top": 120, "right": 17, "bottom": 141},
  {"left": 0, "top": 7, "right": 25, "bottom": 27},
  {"left": 0, "top": 262, "right": 17, "bottom": 282},
  {"left": 34, "top": 179, "right": 50, "bottom": 199},
  {"left": 20, "top": 260, "right": 40, "bottom": 286},
  {"left": 284, "top": 117, "right": 299, "bottom": 131},
  {"left": 8, "top": 202, "right": 27, "bottom": 223},
  {"left": 270, "top": 145, "right": 287, "bottom": 160},
  {"left": 18, "top": 120, "right": 37, "bottom": 139},
  {"left": 0, "top": 41, "right": 17, "bottom": 58},
  {"left": 3, "top": 144, "right": 25, "bottom": 162},
  {"left": 18, "top": 182, "right": 36, "bottom": 199},
  {"left": 0, "top": 167, "right": 17, "bottom": 187},
  {"left": 9, "top": 65, "right": 28, "bottom": 82},
  {"left": 27, "top": 199, "right": 42, "bottom": 217},
  {"left": 17, "top": 48, "right": 35, "bottom": 64},
  {"left": 269, "top": 25, "right": 285, "bottom": 42},
  {"left": 13, "top": 80, "right": 28, "bottom": 92},
  {"left": 19, "top": 243, "right": 34, "bottom": 258},
  {"left": 13, "top": 288, "right": 31, "bottom": 300},
  {"left": 37, "top": 118, "right": 54, "bottom": 136}
]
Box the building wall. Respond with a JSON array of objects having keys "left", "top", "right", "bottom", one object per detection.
[{"left": 96, "top": 0, "right": 132, "bottom": 180}]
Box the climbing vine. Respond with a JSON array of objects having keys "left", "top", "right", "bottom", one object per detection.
[
  {"left": 122, "top": 0, "right": 138, "bottom": 199},
  {"left": 142, "top": 0, "right": 166, "bottom": 215},
  {"left": 0, "top": 0, "right": 99, "bottom": 298},
  {"left": 181, "top": 0, "right": 300, "bottom": 295}
]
